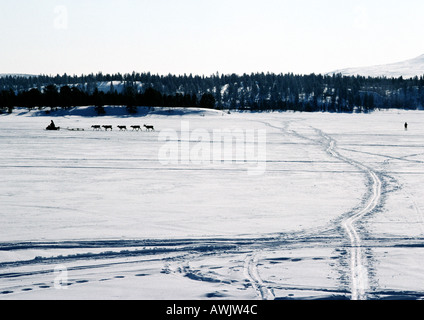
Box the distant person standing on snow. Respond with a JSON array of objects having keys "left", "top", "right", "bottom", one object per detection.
[{"left": 405, "top": 122, "right": 408, "bottom": 130}]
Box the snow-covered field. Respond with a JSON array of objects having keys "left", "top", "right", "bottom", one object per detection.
[{"left": 1, "top": 107, "right": 424, "bottom": 300}]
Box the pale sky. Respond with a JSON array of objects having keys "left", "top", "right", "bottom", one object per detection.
[{"left": 1, "top": 0, "right": 424, "bottom": 76}]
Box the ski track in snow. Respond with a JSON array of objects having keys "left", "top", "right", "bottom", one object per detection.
[
  {"left": 268, "top": 119, "right": 383, "bottom": 300},
  {"left": 260, "top": 119, "right": 381, "bottom": 299},
  {"left": 319, "top": 130, "right": 382, "bottom": 300},
  {"left": 243, "top": 254, "right": 275, "bottom": 300}
]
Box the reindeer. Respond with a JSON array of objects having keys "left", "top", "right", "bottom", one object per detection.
[
  {"left": 144, "top": 124, "right": 155, "bottom": 131},
  {"left": 117, "top": 125, "right": 127, "bottom": 131},
  {"left": 92, "top": 125, "right": 101, "bottom": 131},
  {"left": 102, "top": 125, "right": 113, "bottom": 131},
  {"left": 131, "top": 125, "right": 141, "bottom": 131}
]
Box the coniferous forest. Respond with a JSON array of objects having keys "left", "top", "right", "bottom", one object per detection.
[{"left": 1, "top": 72, "right": 424, "bottom": 114}]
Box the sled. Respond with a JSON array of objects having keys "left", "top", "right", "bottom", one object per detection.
[{"left": 67, "top": 128, "right": 85, "bottom": 131}]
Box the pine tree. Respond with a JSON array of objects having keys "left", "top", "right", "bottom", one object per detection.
[{"left": 200, "top": 93, "right": 216, "bottom": 109}]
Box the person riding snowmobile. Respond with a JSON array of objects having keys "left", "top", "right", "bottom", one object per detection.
[{"left": 46, "top": 120, "right": 58, "bottom": 130}]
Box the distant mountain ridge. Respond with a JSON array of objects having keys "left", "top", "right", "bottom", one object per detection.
[{"left": 329, "top": 54, "right": 424, "bottom": 79}]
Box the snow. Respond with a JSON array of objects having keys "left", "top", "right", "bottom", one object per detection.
[
  {"left": 96, "top": 81, "right": 145, "bottom": 94},
  {"left": 330, "top": 54, "right": 424, "bottom": 79},
  {"left": 0, "top": 108, "right": 424, "bottom": 300}
]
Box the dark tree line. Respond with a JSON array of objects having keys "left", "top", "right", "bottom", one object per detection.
[
  {"left": 0, "top": 85, "right": 216, "bottom": 114},
  {"left": 1, "top": 72, "right": 424, "bottom": 114}
]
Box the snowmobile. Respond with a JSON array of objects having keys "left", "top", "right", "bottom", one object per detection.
[
  {"left": 46, "top": 126, "right": 60, "bottom": 131},
  {"left": 46, "top": 120, "right": 60, "bottom": 131}
]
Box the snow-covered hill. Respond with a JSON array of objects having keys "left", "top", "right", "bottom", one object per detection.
[
  {"left": 0, "top": 73, "right": 35, "bottom": 78},
  {"left": 329, "top": 54, "right": 424, "bottom": 78}
]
